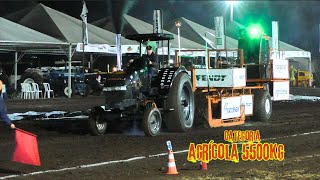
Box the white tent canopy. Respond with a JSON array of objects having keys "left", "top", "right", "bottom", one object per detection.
[
  {"left": 166, "top": 17, "right": 238, "bottom": 49},
  {"left": 0, "top": 17, "right": 72, "bottom": 91},
  {"left": 123, "top": 14, "right": 204, "bottom": 49},
  {"left": 10, "top": 3, "right": 136, "bottom": 45},
  {"left": 0, "top": 17, "right": 69, "bottom": 53}
]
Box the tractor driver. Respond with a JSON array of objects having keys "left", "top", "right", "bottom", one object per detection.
[{"left": 142, "top": 45, "right": 159, "bottom": 77}]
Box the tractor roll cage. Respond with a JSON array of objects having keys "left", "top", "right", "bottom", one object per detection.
[{"left": 125, "top": 33, "right": 174, "bottom": 62}]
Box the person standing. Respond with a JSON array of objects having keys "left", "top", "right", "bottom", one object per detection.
[
  {"left": 0, "top": 80, "right": 15, "bottom": 129},
  {"left": 290, "top": 65, "right": 297, "bottom": 86},
  {"left": 0, "top": 67, "right": 9, "bottom": 99}
]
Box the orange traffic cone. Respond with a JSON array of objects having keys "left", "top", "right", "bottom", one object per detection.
[
  {"left": 166, "top": 150, "right": 178, "bottom": 175},
  {"left": 200, "top": 161, "right": 207, "bottom": 170}
]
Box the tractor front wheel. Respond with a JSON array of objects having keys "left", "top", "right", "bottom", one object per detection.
[
  {"left": 88, "top": 107, "right": 107, "bottom": 135},
  {"left": 143, "top": 107, "right": 162, "bottom": 136}
]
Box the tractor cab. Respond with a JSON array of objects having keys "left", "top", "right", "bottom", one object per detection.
[
  {"left": 125, "top": 33, "right": 174, "bottom": 68},
  {"left": 105, "top": 33, "right": 175, "bottom": 97}
]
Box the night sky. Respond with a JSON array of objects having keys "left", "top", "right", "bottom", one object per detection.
[{"left": 1, "top": 0, "right": 320, "bottom": 58}]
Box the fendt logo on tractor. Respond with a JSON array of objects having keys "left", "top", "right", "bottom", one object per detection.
[
  {"left": 196, "top": 75, "right": 227, "bottom": 82},
  {"left": 193, "top": 68, "right": 246, "bottom": 88}
]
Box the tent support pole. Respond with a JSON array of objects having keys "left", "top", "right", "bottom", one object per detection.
[
  {"left": 68, "top": 43, "right": 72, "bottom": 98},
  {"left": 14, "top": 51, "right": 18, "bottom": 90},
  {"left": 167, "top": 40, "right": 170, "bottom": 65},
  {"left": 90, "top": 53, "right": 93, "bottom": 68}
]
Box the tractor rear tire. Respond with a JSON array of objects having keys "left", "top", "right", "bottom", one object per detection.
[
  {"left": 165, "top": 73, "right": 194, "bottom": 132},
  {"left": 143, "top": 107, "right": 162, "bottom": 137},
  {"left": 19, "top": 72, "right": 44, "bottom": 90},
  {"left": 88, "top": 107, "right": 107, "bottom": 136},
  {"left": 64, "top": 85, "right": 75, "bottom": 97},
  {"left": 252, "top": 90, "right": 272, "bottom": 121}
]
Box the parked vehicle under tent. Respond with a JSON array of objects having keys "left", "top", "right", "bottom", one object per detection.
[{"left": 0, "top": 15, "right": 135, "bottom": 98}]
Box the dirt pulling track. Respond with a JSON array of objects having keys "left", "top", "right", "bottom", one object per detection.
[{"left": 0, "top": 87, "right": 319, "bottom": 179}]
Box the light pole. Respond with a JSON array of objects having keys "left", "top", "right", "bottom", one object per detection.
[
  {"left": 228, "top": 1, "right": 237, "bottom": 21},
  {"left": 175, "top": 21, "right": 181, "bottom": 66}
]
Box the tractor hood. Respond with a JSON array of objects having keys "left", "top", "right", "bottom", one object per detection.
[
  {"left": 103, "top": 69, "right": 142, "bottom": 88},
  {"left": 104, "top": 57, "right": 148, "bottom": 88},
  {"left": 103, "top": 71, "right": 130, "bottom": 88}
]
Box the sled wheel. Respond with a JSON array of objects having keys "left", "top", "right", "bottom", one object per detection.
[{"left": 252, "top": 89, "right": 272, "bottom": 121}]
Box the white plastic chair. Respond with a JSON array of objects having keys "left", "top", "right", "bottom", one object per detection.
[
  {"left": 32, "top": 83, "right": 43, "bottom": 99},
  {"left": 20, "top": 83, "right": 25, "bottom": 99},
  {"left": 21, "top": 83, "right": 34, "bottom": 99},
  {"left": 43, "top": 83, "right": 54, "bottom": 98},
  {"left": 27, "top": 83, "right": 36, "bottom": 99}
]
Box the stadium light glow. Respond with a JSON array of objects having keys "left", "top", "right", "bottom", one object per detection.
[{"left": 247, "top": 24, "right": 265, "bottom": 39}]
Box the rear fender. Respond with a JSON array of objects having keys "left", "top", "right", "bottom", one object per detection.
[{"left": 156, "top": 67, "right": 189, "bottom": 95}]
